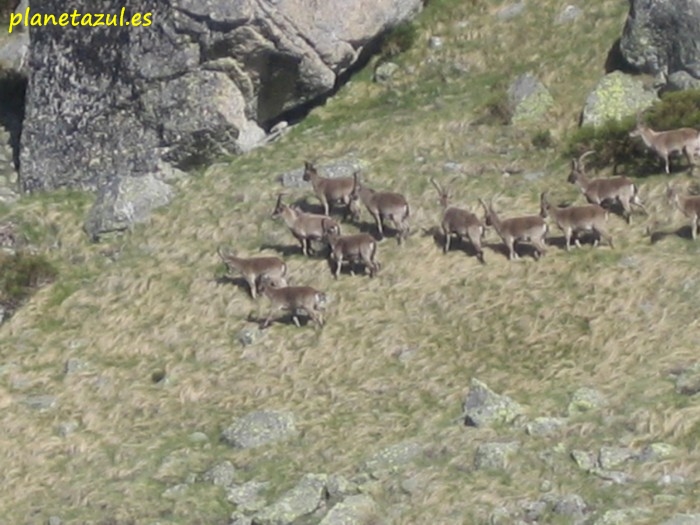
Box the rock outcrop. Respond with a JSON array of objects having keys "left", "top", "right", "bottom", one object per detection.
[
  {"left": 620, "top": 0, "right": 700, "bottom": 83},
  {"left": 19, "top": 0, "right": 422, "bottom": 239}
]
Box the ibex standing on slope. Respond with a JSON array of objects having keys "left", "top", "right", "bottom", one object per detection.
[
  {"left": 258, "top": 276, "right": 327, "bottom": 328},
  {"left": 629, "top": 118, "right": 700, "bottom": 175},
  {"left": 302, "top": 161, "right": 356, "bottom": 219},
  {"left": 539, "top": 193, "right": 613, "bottom": 251},
  {"left": 217, "top": 247, "right": 287, "bottom": 299},
  {"left": 666, "top": 184, "right": 700, "bottom": 240},
  {"left": 271, "top": 194, "right": 341, "bottom": 256},
  {"left": 568, "top": 151, "right": 646, "bottom": 224},
  {"left": 479, "top": 198, "right": 548, "bottom": 260},
  {"left": 322, "top": 219, "right": 380, "bottom": 278},
  {"left": 430, "top": 178, "right": 485, "bottom": 262},
  {"left": 349, "top": 173, "right": 410, "bottom": 244}
]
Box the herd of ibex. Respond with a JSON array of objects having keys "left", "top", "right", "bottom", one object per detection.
[{"left": 217, "top": 115, "right": 700, "bottom": 329}]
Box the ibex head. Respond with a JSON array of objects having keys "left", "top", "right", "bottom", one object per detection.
[
  {"left": 271, "top": 193, "right": 286, "bottom": 218},
  {"left": 430, "top": 177, "right": 450, "bottom": 207},
  {"left": 302, "top": 161, "right": 317, "bottom": 182},
  {"left": 568, "top": 150, "right": 595, "bottom": 183}
]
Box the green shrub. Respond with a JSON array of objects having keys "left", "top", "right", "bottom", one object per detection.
[
  {"left": 473, "top": 91, "right": 512, "bottom": 126},
  {"left": 0, "top": 251, "right": 57, "bottom": 317},
  {"left": 532, "top": 129, "right": 554, "bottom": 150},
  {"left": 566, "top": 89, "right": 700, "bottom": 173},
  {"left": 380, "top": 21, "right": 419, "bottom": 60}
]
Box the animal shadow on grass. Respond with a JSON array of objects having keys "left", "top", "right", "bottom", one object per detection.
[
  {"left": 291, "top": 197, "right": 324, "bottom": 216},
  {"left": 649, "top": 224, "right": 693, "bottom": 244},
  {"left": 484, "top": 241, "right": 542, "bottom": 261},
  {"left": 354, "top": 219, "right": 409, "bottom": 243},
  {"left": 247, "top": 311, "right": 314, "bottom": 329},
  {"left": 324, "top": 256, "right": 373, "bottom": 278},
  {"left": 546, "top": 233, "right": 602, "bottom": 251},
  {"left": 259, "top": 241, "right": 329, "bottom": 259},
  {"left": 422, "top": 226, "right": 485, "bottom": 261}
]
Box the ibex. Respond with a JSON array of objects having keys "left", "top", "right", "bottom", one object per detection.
[
  {"left": 539, "top": 192, "right": 613, "bottom": 251},
  {"left": 629, "top": 118, "right": 700, "bottom": 174},
  {"left": 349, "top": 173, "right": 410, "bottom": 244},
  {"left": 479, "top": 198, "right": 548, "bottom": 260},
  {"left": 302, "top": 161, "right": 356, "bottom": 219},
  {"left": 430, "top": 178, "right": 485, "bottom": 262},
  {"left": 666, "top": 184, "right": 700, "bottom": 240},
  {"left": 217, "top": 247, "right": 287, "bottom": 299},
  {"left": 322, "top": 219, "right": 380, "bottom": 278},
  {"left": 272, "top": 194, "right": 340, "bottom": 256},
  {"left": 258, "top": 276, "right": 327, "bottom": 328},
  {"left": 568, "top": 151, "right": 646, "bottom": 224}
]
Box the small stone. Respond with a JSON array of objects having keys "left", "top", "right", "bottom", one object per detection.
[
  {"left": 639, "top": 442, "right": 677, "bottom": 461},
  {"left": 474, "top": 441, "right": 521, "bottom": 470},
  {"left": 362, "top": 441, "right": 423, "bottom": 475},
  {"left": 253, "top": 474, "right": 327, "bottom": 525},
  {"left": 162, "top": 483, "right": 188, "bottom": 500},
  {"left": 462, "top": 378, "right": 525, "bottom": 427},
  {"left": 567, "top": 387, "right": 606, "bottom": 416},
  {"left": 64, "top": 358, "right": 86, "bottom": 375},
  {"left": 22, "top": 395, "right": 57, "bottom": 410},
  {"left": 326, "top": 474, "right": 359, "bottom": 500},
  {"left": 591, "top": 468, "right": 633, "bottom": 484},
  {"left": 48, "top": 517, "right": 62, "bottom": 525},
  {"left": 226, "top": 481, "right": 269, "bottom": 513},
  {"left": 658, "top": 473, "right": 686, "bottom": 486},
  {"left": 221, "top": 410, "right": 297, "bottom": 449},
  {"left": 593, "top": 508, "right": 650, "bottom": 525},
  {"left": 661, "top": 514, "right": 700, "bottom": 525},
  {"left": 497, "top": 1, "right": 525, "bottom": 20},
  {"left": 374, "top": 62, "right": 400, "bottom": 84},
  {"left": 551, "top": 494, "right": 588, "bottom": 519},
  {"left": 428, "top": 36, "right": 444, "bottom": 50},
  {"left": 555, "top": 5, "right": 583, "bottom": 24},
  {"left": 236, "top": 326, "right": 264, "bottom": 347},
  {"left": 189, "top": 432, "right": 209, "bottom": 444},
  {"left": 203, "top": 460, "right": 237, "bottom": 488},
  {"left": 571, "top": 449, "right": 596, "bottom": 471},
  {"left": 598, "top": 446, "right": 636, "bottom": 469},
  {"left": 57, "top": 420, "right": 79, "bottom": 437},
  {"left": 526, "top": 417, "right": 566, "bottom": 436},
  {"left": 318, "top": 494, "right": 377, "bottom": 525}
]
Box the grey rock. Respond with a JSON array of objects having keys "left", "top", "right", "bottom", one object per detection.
[
  {"left": 442, "top": 161, "right": 464, "bottom": 173},
  {"left": 162, "top": 483, "right": 189, "bottom": 500},
  {"left": 659, "top": 473, "right": 686, "bottom": 485},
  {"left": 229, "top": 513, "right": 253, "bottom": 525},
  {"left": 474, "top": 441, "right": 521, "bottom": 471},
  {"left": 667, "top": 71, "right": 700, "bottom": 91},
  {"left": 253, "top": 473, "right": 328, "bottom": 525},
  {"left": 57, "top": 420, "right": 79, "bottom": 437},
  {"left": 593, "top": 508, "right": 650, "bottom": 525},
  {"left": 189, "top": 432, "right": 210, "bottom": 444},
  {"left": 488, "top": 506, "right": 512, "bottom": 525},
  {"left": 226, "top": 481, "right": 269, "bottom": 513},
  {"left": 64, "top": 358, "right": 86, "bottom": 375},
  {"left": 581, "top": 71, "right": 658, "bottom": 128},
  {"left": 0, "top": 27, "right": 29, "bottom": 74},
  {"left": 526, "top": 416, "right": 566, "bottom": 436},
  {"left": 326, "top": 474, "right": 359, "bottom": 500},
  {"left": 428, "top": 36, "right": 444, "bottom": 50},
  {"left": 319, "top": 494, "right": 377, "bottom": 525},
  {"left": 374, "top": 61, "right": 400, "bottom": 84},
  {"left": 362, "top": 440, "right": 423, "bottom": 474},
  {"left": 674, "top": 365, "right": 700, "bottom": 396},
  {"left": 571, "top": 449, "right": 597, "bottom": 471},
  {"left": 591, "top": 468, "right": 633, "bottom": 484},
  {"left": 22, "top": 395, "right": 57, "bottom": 410},
  {"left": 279, "top": 158, "right": 365, "bottom": 189},
  {"left": 236, "top": 326, "right": 264, "bottom": 347},
  {"left": 661, "top": 515, "right": 700, "bottom": 525},
  {"left": 555, "top": 5, "right": 583, "bottom": 24},
  {"left": 47, "top": 517, "right": 62, "bottom": 525},
  {"left": 221, "top": 410, "right": 297, "bottom": 449},
  {"left": 521, "top": 500, "right": 548, "bottom": 522},
  {"left": 462, "top": 378, "right": 525, "bottom": 427},
  {"left": 567, "top": 387, "right": 606, "bottom": 416},
  {"left": 203, "top": 460, "right": 237, "bottom": 488},
  {"left": 598, "top": 446, "right": 636, "bottom": 469},
  {"left": 620, "top": 0, "right": 700, "bottom": 81},
  {"left": 84, "top": 174, "right": 174, "bottom": 242},
  {"left": 508, "top": 73, "right": 554, "bottom": 124},
  {"left": 639, "top": 442, "right": 678, "bottom": 461},
  {"left": 497, "top": 1, "right": 526, "bottom": 20},
  {"left": 549, "top": 494, "right": 588, "bottom": 521},
  {"left": 523, "top": 171, "right": 545, "bottom": 182}
]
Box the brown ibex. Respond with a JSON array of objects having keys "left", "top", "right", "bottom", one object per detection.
[
  {"left": 568, "top": 151, "right": 646, "bottom": 224},
  {"left": 258, "top": 276, "right": 327, "bottom": 328},
  {"left": 302, "top": 161, "right": 356, "bottom": 219},
  {"left": 629, "top": 118, "right": 700, "bottom": 174},
  {"left": 217, "top": 247, "right": 287, "bottom": 299},
  {"left": 666, "top": 184, "right": 700, "bottom": 240},
  {"left": 271, "top": 194, "right": 340, "bottom": 256},
  {"left": 349, "top": 173, "right": 410, "bottom": 244},
  {"left": 479, "top": 198, "right": 548, "bottom": 260},
  {"left": 430, "top": 178, "right": 485, "bottom": 262},
  {"left": 539, "top": 193, "right": 613, "bottom": 250},
  {"left": 322, "top": 219, "right": 380, "bottom": 278}
]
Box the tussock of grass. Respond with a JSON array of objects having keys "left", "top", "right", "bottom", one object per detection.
[{"left": 3, "top": 1, "right": 700, "bottom": 523}]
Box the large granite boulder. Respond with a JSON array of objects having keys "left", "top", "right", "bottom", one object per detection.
[
  {"left": 19, "top": 0, "right": 422, "bottom": 238},
  {"left": 620, "top": 0, "right": 700, "bottom": 83}
]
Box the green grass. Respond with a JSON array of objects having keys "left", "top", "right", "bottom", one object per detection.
[{"left": 4, "top": 1, "right": 700, "bottom": 524}]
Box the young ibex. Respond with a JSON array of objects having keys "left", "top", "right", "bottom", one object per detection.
[
  {"left": 322, "top": 219, "right": 380, "bottom": 278},
  {"left": 258, "top": 276, "right": 327, "bottom": 328},
  {"left": 479, "top": 198, "right": 548, "bottom": 260},
  {"left": 666, "top": 184, "right": 700, "bottom": 240},
  {"left": 539, "top": 193, "right": 614, "bottom": 251},
  {"left": 302, "top": 161, "right": 356, "bottom": 219},
  {"left": 272, "top": 194, "right": 341, "bottom": 256},
  {"left": 349, "top": 173, "right": 410, "bottom": 244},
  {"left": 629, "top": 118, "right": 700, "bottom": 174},
  {"left": 430, "top": 178, "right": 486, "bottom": 262},
  {"left": 568, "top": 151, "right": 646, "bottom": 224},
  {"left": 217, "top": 247, "right": 287, "bottom": 299}
]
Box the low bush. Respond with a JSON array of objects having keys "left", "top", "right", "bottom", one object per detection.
[{"left": 0, "top": 251, "right": 57, "bottom": 318}]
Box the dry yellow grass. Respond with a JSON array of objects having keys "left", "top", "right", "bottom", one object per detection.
[{"left": 2, "top": 0, "right": 700, "bottom": 523}]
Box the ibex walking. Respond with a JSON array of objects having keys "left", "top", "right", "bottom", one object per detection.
[
  {"left": 258, "top": 276, "right": 327, "bottom": 328},
  {"left": 430, "top": 178, "right": 485, "bottom": 262},
  {"left": 349, "top": 173, "right": 410, "bottom": 244},
  {"left": 568, "top": 151, "right": 646, "bottom": 224},
  {"left": 322, "top": 219, "right": 380, "bottom": 278},
  {"left": 666, "top": 184, "right": 700, "bottom": 240},
  {"left": 271, "top": 194, "right": 340, "bottom": 256},
  {"left": 217, "top": 247, "right": 287, "bottom": 299},
  {"left": 479, "top": 198, "right": 548, "bottom": 260},
  {"left": 302, "top": 161, "right": 356, "bottom": 219},
  {"left": 539, "top": 193, "right": 613, "bottom": 250},
  {"left": 629, "top": 118, "right": 700, "bottom": 174}
]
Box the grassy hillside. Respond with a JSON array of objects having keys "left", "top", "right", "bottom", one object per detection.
[{"left": 2, "top": 1, "right": 700, "bottom": 523}]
